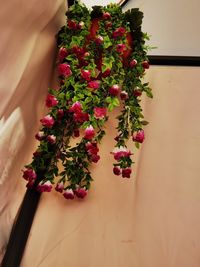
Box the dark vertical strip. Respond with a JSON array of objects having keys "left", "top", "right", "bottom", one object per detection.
[{"left": 1, "top": 189, "right": 41, "bottom": 267}]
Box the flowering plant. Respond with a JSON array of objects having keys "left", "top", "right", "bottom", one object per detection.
[{"left": 23, "top": 1, "right": 153, "bottom": 200}]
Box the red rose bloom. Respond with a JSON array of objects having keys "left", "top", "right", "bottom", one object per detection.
[
  {"left": 94, "top": 107, "right": 107, "bottom": 119},
  {"left": 88, "top": 80, "right": 100, "bottom": 90},
  {"left": 58, "top": 63, "right": 72, "bottom": 77},
  {"left": 122, "top": 168, "right": 132, "bottom": 178},
  {"left": 81, "top": 69, "right": 91, "bottom": 81},
  {"left": 45, "top": 94, "right": 58, "bottom": 108}
]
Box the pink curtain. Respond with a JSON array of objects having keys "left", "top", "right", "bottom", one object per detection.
[
  {"left": 1, "top": 1, "right": 200, "bottom": 267},
  {"left": 0, "top": 0, "right": 65, "bottom": 261}
]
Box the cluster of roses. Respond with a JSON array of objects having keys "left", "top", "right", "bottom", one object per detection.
[{"left": 22, "top": 3, "right": 151, "bottom": 200}]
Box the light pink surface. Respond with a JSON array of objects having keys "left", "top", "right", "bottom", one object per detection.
[{"left": 1, "top": 2, "right": 200, "bottom": 267}]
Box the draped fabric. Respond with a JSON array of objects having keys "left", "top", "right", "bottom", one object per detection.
[
  {"left": 0, "top": 0, "right": 65, "bottom": 261},
  {"left": 1, "top": 1, "right": 200, "bottom": 267}
]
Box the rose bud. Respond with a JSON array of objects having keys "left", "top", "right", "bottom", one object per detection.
[
  {"left": 113, "top": 166, "right": 121, "bottom": 176},
  {"left": 133, "top": 89, "right": 142, "bottom": 97},
  {"left": 122, "top": 168, "right": 132, "bottom": 178},
  {"left": 63, "top": 189, "right": 75, "bottom": 200},
  {"left": 35, "top": 131, "right": 45, "bottom": 141},
  {"left": 69, "top": 101, "right": 82, "bottom": 113},
  {"left": 102, "top": 68, "right": 111, "bottom": 78},
  {"left": 130, "top": 59, "right": 137, "bottom": 68},
  {"left": 132, "top": 130, "right": 145, "bottom": 143},
  {"left": 120, "top": 91, "right": 129, "bottom": 100},
  {"left": 58, "top": 63, "right": 72, "bottom": 77},
  {"left": 55, "top": 182, "right": 64, "bottom": 193},
  {"left": 88, "top": 80, "right": 100, "bottom": 90},
  {"left": 26, "top": 179, "right": 35, "bottom": 189},
  {"left": 142, "top": 61, "right": 150, "bottom": 69},
  {"left": 23, "top": 168, "right": 37, "bottom": 181},
  {"left": 103, "top": 12, "right": 111, "bottom": 19},
  {"left": 47, "top": 135, "right": 56, "bottom": 144},
  {"left": 74, "top": 187, "right": 87, "bottom": 199},
  {"left": 33, "top": 150, "right": 41, "bottom": 158},
  {"left": 40, "top": 115, "right": 55, "bottom": 128},
  {"left": 95, "top": 35, "right": 104, "bottom": 45},
  {"left": 67, "top": 19, "right": 77, "bottom": 30},
  {"left": 116, "top": 44, "right": 126, "bottom": 53},
  {"left": 84, "top": 125, "right": 95, "bottom": 140},
  {"left": 58, "top": 47, "right": 68, "bottom": 62},
  {"left": 45, "top": 94, "right": 58, "bottom": 108},
  {"left": 84, "top": 52, "right": 90, "bottom": 58},
  {"left": 91, "top": 154, "right": 100, "bottom": 163},
  {"left": 57, "top": 109, "right": 64, "bottom": 119},
  {"left": 81, "top": 69, "right": 91, "bottom": 81},
  {"left": 109, "top": 84, "right": 120, "bottom": 96},
  {"left": 73, "top": 128, "right": 80, "bottom": 137},
  {"left": 37, "top": 181, "right": 53, "bottom": 192}
]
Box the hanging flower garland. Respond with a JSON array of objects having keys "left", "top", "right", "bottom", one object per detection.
[{"left": 23, "top": 1, "right": 153, "bottom": 200}]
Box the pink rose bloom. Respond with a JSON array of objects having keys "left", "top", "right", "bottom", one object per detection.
[
  {"left": 103, "top": 12, "right": 111, "bottom": 20},
  {"left": 120, "top": 91, "right": 129, "bottom": 100},
  {"left": 67, "top": 19, "right": 77, "bottom": 30},
  {"left": 58, "top": 47, "right": 68, "bottom": 62},
  {"left": 35, "top": 131, "right": 45, "bottom": 141},
  {"left": 69, "top": 101, "right": 82, "bottom": 113},
  {"left": 81, "top": 69, "right": 91, "bottom": 81},
  {"left": 130, "top": 59, "right": 137, "bottom": 68},
  {"left": 88, "top": 80, "right": 100, "bottom": 90},
  {"left": 122, "top": 168, "right": 132, "bottom": 178},
  {"left": 112, "top": 27, "right": 126, "bottom": 38},
  {"left": 94, "top": 107, "right": 107, "bottom": 119},
  {"left": 73, "top": 111, "right": 89, "bottom": 123},
  {"left": 63, "top": 189, "right": 75, "bottom": 200},
  {"left": 47, "top": 135, "right": 56, "bottom": 144},
  {"left": 116, "top": 44, "right": 126, "bottom": 53},
  {"left": 132, "top": 130, "right": 145, "bottom": 143},
  {"left": 113, "top": 166, "right": 121, "bottom": 176},
  {"left": 40, "top": 115, "right": 55, "bottom": 128},
  {"left": 109, "top": 84, "right": 120, "bottom": 96},
  {"left": 58, "top": 63, "right": 72, "bottom": 77},
  {"left": 23, "top": 168, "right": 37, "bottom": 181},
  {"left": 74, "top": 187, "right": 87, "bottom": 199},
  {"left": 84, "top": 125, "right": 95, "bottom": 140},
  {"left": 112, "top": 147, "right": 131, "bottom": 161},
  {"left": 45, "top": 94, "right": 58, "bottom": 108},
  {"left": 37, "top": 181, "right": 53, "bottom": 192},
  {"left": 55, "top": 182, "right": 64, "bottom": 193}
]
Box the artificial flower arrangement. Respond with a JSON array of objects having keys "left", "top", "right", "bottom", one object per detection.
[{"left": 23, "top": 1, "right": 153, "bottom": 200}]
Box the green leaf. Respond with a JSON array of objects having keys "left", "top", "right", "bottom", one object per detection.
[
  {"left": 70, "top": 36, "right": 84, "bottom": 47},
  {"left": 102, "top": 56, "right": 114, "bottom": 73},
  {"left": 135, "top": 142, "right": 140, "bottom": 149},
  {"left": 141, "top": 120, "right": 149, "bottom": 125},
  {"left": 103, "top": 35, "right": 112, "bottom": 49}
]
